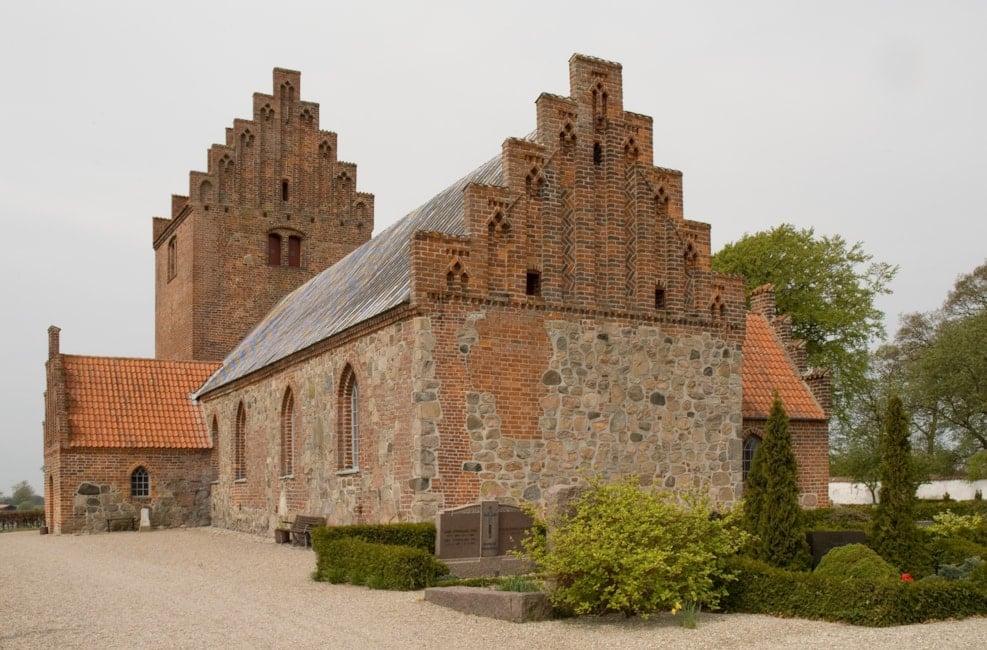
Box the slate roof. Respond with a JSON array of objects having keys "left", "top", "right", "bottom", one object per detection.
[
  {"left": 196, "top": 155, "right": 503, "bottom": 395},
  {"left": 741, "top": 313, "right": 826, "bottom": 420},
  {"left": 62, "top": 355, "right": 219, "bottom": 448}
]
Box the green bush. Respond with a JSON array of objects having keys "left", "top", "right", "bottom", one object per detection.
[
  {"left": 928, "top": 537, "right": 987, "bottom": 569},
  {"left": 721, "top": 556, "right": 987, "bottom": 625},
  {"left": 525, "top": 478, "right": 748, "bottom": 618},
  {"left": 925, "top": 510, "right": 984, "bottom": 542},
  {"left": 915, "top": 500, "right": 987, "bottom": 521},
  {"left": 802, "top": 506, "right": 872, "bottom": 531},
  {"left": 311, "top": 535, "right": 447, "bottom": 590},
  {"left": 935, "top": 556, "right": 983, "bottom": 581},
  {"left": 814, "top": 544, "right": 899, "bottom": 581},
  {"left": 313, "top": 522, "right": 436, "bottom": 552},
  {"left": 967, "top": 560, "right": 987, "bottom": 585}
]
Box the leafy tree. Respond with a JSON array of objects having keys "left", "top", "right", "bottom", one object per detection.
[
  {"left": 525, "top": 478, "right": 747, "bottom": 620},
  {"left": 870, "top": 395, "right": 927, "bottom": 574},
  {"left": 10, "top": 480, "right": 35, "bottom": 504},
  {"left": 711, "top": 224, "right": 896, "bottom": 426},
  {"left": 891, "top": 260, "right": 987, "bottom": 458},
  {"left": 743, "top": 394, "right": 809, "bottom": 569},
  {"left": 968, "top": 450, "right": 987, "bottom": 481}
]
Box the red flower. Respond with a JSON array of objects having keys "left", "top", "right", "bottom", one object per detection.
[{"left": 901, "top": 573, "right": 914, "bottom": 582}]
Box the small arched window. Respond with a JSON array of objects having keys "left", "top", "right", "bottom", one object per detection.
[
  {"left": 131, "top": 466, "right": 149, "bottom": 497},
  {"left": 287, "top": 235, "right": 301, "bottom": 267},
  {"left": 743, "top": 435, "right": 762, "bottom": 482},
  {"left": 268, "top": 233, "right": 282, "bottom": 266},
  {"left": 167, "top": 236, "right": 177, "bottom": 281},
  {"left": 280, "top": 388, "right": 295, "bottom": 478},
  {"left": 234, "top": 402, "right": 246, "bottom": 481},
  {"left": 338, "top": 366, "right": 359, "bottom": 471}
]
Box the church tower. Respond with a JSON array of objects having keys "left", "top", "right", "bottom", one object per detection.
[{"left": 152, "top": 68, "right": 374, "bottom": 361}]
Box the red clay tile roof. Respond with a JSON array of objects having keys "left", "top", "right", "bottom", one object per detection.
[
  {"left": 742, "top": 314, "right": 825, "bottom": 421},
  {"left": 62, "top": 356, "right": 220, "bottom": 448}
]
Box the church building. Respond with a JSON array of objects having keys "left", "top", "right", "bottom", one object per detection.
[{"left": 44, "top": 55, "right": 829, "bottom": 535}]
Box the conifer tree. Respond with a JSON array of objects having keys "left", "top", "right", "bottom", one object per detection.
[
  {"left": 870, "top": 394, "right": 925, "bottom": 573},
  {"left": 744, "top": 394, "right": 808, "bottom": 568}
]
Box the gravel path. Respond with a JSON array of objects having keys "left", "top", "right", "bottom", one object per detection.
[{"left": 2, "top": 527, "right": 986, "bottom": 649}]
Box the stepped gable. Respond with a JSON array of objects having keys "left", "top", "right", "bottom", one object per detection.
[{"left": 62, "top": 356, "right": 220, "bottom": 447}]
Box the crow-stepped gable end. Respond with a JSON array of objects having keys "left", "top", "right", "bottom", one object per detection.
[{"left": 152, "top": 68, "right": 374, "bottom": 362}]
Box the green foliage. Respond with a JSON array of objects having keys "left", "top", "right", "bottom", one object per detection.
[
  {"left": 525, "top": 478, "right": 748, "bottom": 619},
  {"left": 925, "top": 510, "right": 984, "bottom": 541},
  {"left": 935, "top": 556, "right": 983, "bottom": 582},
  {"left": 968, "top": 451, "right": 987, "bottom": 481},
  {"left": 802, "top": 506, "right": 871, "bottom": 531},
  {"left": 711, "top": 224, "right": 896, "bottom": 426},
  {"left": 313, "top": 522, "right": 435, "bottom": 552},
  {"left": 742, "top": 395, "right": 809, "bottom": 569},
  {"left": 496, "top": 575, "right": 541, "bottom": 592},
  {"left": 870, "top": 395, "right": 928, "bottom": 574},
  {"left": 968, "top": 560, "right": 987, "bottom": 585},
  {"left": 813, "top": 544, "right": 899, "bottom": 581},
  {"left": 928, "top": 537, "right": 987, "bottom": 570},
  {"left": 721, "top": 556, "right": 987, "bottom": 626},
  {"left": 311, "top": 534, "right": 447, "bottom": 590}
]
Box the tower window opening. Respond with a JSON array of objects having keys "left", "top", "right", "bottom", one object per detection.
[
  {"left": 281, "top": 180, "right": 289, "bottom": 202},
  {"left": 526, "top": 271, "right": 542, "bottom": 297}
]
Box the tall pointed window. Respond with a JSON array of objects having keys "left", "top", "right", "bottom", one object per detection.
[
  {"left": 167, "top": 236, "right": 177, "bottom": 281},
  {"left": 234, "top": 402, "right": 246, "bottom": 481},
  {"left": 210, "top": 416, "right": 219, "bottom": 481},
  {"left": 268, "top": 233, "right": 282, "bottom": 266},
  {"left": 742, "top": 435, "right": 762, "bottom": 482},
  {"left": 280, "top": 388, "right": 295, "bottom": 478},
  {"left": 338, "top": 365, "right": 359, "bottom": 471},
  {"left": 131, "top": 466, "right": 149, "bottom": 497},
  {"left": 287, "top": 235, "right": 301, "bottom": 267}
]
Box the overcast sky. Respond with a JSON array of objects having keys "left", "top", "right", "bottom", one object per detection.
[{"left": 1, "top": 1, "right": 984, "bottom": 495}]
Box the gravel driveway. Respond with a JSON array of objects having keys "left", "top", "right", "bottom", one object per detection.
[{"left": 2, "top": 527, "right": 986, "bottom": 649}]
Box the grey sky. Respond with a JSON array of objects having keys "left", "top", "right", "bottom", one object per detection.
[{"left": 2, "top": 1, "right": 984, "bottom": 495}]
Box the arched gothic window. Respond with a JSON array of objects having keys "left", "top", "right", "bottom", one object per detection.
[
  {"left": 338, "top": 366, "right": 359, "bottom": 471},
  {"left": 743, "top": 435, "right": 762, "bottom": 482},
  {"left": 131, "top": 466, "right": 149, "bottom": 497},
  {"left": 234, "top": 402, "right": 246, "bottom": 481},
  {"left": 280, "top": 388, "right": 295, "bottom": 477}
]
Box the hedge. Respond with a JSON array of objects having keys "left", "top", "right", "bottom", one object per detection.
[
  {"left": 311, "top": 522, "right": 436, "bottom": 552},
  {"left": 0, "top": 510, "right": 45, "bottom": 531},
  {"left": 311, "top": 535, "right": 447, "bottom": 590},
  {"left": 720, "top": 556, "right": 987, "bottom": 626}
]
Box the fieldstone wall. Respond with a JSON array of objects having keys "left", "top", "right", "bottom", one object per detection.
[
  {"left": 72, "top": 478, "right": 211, "bottom": 533},
  {"left": 464, "top": 319, "right": 744, "bottom": 506},
  {"left": 205, "top": 316, "right": 420, "bottom": 534}
]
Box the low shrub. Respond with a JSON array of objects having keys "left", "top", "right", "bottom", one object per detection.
[
  {"left": 914, "top": 500, "right": 987, "bottom": 521},
  {"left": 311, "top": 535, "right": 447, "bottom": 590},
  {"left": 925, "top": 510, "right": 985, "bottom": 542},
  {"left": 312, "top": 522, "right": 436, "bottom": 552},
  {"left": 935, "top": 556, "right": 983, "bottom": 581},
  {"left": 496, "top": 575, "right": 541, "bottom": 592},
  {"left": 802, "top": 506, "right": 872, "bottom": 531},
  {"left": 813, "top": 544, "right": 898, "bottom": 581},
  {"left": 721, "top": 556, "right": 987, "bottom": 625},
  {"left": 928, "top": 537, "right": 987, "bottom": 569},
  {"left": 525, "top": 478, "right": 748, "bottom": 619}
]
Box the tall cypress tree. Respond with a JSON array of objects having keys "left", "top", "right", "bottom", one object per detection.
[
  {"left": 870, "top": 394, "right": 925, "bottom": 573},
  {"left": 745, "top": 393, "right": 808, "bottom": 568}
]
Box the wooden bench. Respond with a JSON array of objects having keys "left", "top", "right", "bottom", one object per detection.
[
  {"left": 290, "top": 515, "right": 326, "bottom": 548},
  {"left": 106, "top": 515, "right": 136, "bottom": 532}
]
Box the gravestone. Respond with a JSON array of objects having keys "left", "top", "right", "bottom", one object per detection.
[{"left": 436, "top": 500, "right": 533, "bottom": 560}]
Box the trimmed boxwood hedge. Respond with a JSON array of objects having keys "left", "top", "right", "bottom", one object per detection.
[
  {"left": 312, "top": 534, "right": 448, "bottom": 590},
  {"left": 311, "top": 523, "right": 446, "bottom": 590},
  {"left": 720, "top": 556, "right": 987, "bottom": 626},
  {"left": 312, "top": 522, "right": 436, "bottom": 552}
]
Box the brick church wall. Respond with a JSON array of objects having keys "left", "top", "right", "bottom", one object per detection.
[{"left": 742, "top": 418, "right": 831, "bottom": 508}]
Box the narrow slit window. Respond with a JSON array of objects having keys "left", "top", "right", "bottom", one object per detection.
[
  {"left": 339, "top": 366, "right": 359, "bottom": 471},
  {"left": 281, "top": 180, "right": 289, "bottom": 202},
  {"left": 287, "top": 236, "right": 301, "bottom": 267},
  {"left": 167, "top": 236, "right": 177, "bottom": 281},
  {"left": 280, "top": 389, "right": 295, "bottom": 478},
  {"left": 593, "top": 142, "right": 603, "bottom": 165},
  {"left": 655, "top": 287, "right": 666, "bottom": 310},
  {"left": 526, "top": 271, "right": 542, "bottom": 297},
  {"left": 743, "top": 435, "right": 762, "bottom": 482},
  {"left": 268, "top": 233, "right": 282, "bottom": 266}
]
